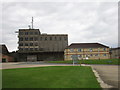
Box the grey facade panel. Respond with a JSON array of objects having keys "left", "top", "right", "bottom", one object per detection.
[{"left": 18, "top": 29, "right": 68, "bottom": 61}]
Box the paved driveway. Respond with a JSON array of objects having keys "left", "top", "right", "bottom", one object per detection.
[
  {"left": 90, "top": 65, "right": 119, "bottom": 89},
  {"left": 1, "top": 62, "right": 78, "bottom": 69}
]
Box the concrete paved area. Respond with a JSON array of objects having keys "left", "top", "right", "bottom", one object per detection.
[
  {"left": 90, "top": 65, "right": 119, "bottom": 89},
  {"left": 0, "top": 62, "right": 80, "bottom": 69}
]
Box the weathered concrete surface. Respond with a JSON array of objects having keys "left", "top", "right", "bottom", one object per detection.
[
  {"left": 1, "top": 62, "right": 80, "bottom": 69},
  {"left": 90, "top": 65, "right": 119, "bottom": 89}
]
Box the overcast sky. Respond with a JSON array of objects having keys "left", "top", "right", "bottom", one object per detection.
[{"left": 1, "top": 0, "right": 118, "bottom": 52}]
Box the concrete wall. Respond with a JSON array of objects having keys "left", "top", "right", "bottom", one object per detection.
[
  {"left": 18, "top": 52, "right": 64, "bottom": 61},
  {"left": 18, "top": 29, "right": 68, "bottom": 61},
  {"left": 110, "top": 48, "right": 120, "bottom": 59},
  {"left": 18, "top": 29, "right": 68, "bottom": 53}
]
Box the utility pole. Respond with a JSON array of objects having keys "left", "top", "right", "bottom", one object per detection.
[{"left": 31, "top": 17, "right": 33, "bottom": 29}]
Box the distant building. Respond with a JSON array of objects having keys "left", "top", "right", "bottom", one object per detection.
[
  {"left": 64, "top": 43, "right": 110, "bottom": 60},
  {"left": 110, "top": 47, "right": 120, "bottom": 59},
  {"left": 0, "top": 44, "right": 14, "bottom": 62},
  {"left": 9, "top": 51, "right": 19, "bottom": 62},
  {"left": 18, "top": 29, "right": 68, "bottom": 61}
]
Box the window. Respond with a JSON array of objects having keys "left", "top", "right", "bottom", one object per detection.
[
  {"left": 89, "top": 48, "right": 93, "bottom": 52},
  {"left": 25, "top": 37, "right": 28, "bottom": 41},
  {"left": 30, "top": 43, "right": 33, "bottom": 46},
  {"left": 95, "top": 54, "right": 98, "bottom": 56},
  {"left": 19, "top": 48, "right": 23, "bottom": 51},
  {"left": 35, "top": 32, "right": 38, "bottom": 35},
  {"left": 30, "top": 32, "right": 33, "bottom": 35},
  {"left": 78, "top": 55, "right": 81, "bottom": 58},
  {"left": 19, "top": 43, "right": 23, "bottom": 46},
  {"left": 35, "top": 48, "right": 38, "bottom": 51},
  {"left": 50, "top": 37, "right": 52, "bottom": 40},
  {"left": 70, "top": 49, "right": 74, "bottom": 52},
  {"left": 64, "top": 55, "right": 66, "bottom": 59},
  {"left": 104, "top": 54, "right": 106, "bottom": 56},
  {"left": 71, "top": 55, "right": 78, "bottom": 60},
  {"left": 45, "top": 37, "right": 47, "bottom": 40},
  {"left": 25, "top": 32, "right": 28, "bottom": 35},
  {"left": 103, "top": 48, "right": 106, "bottom": 51},
  {"left": 25, "top": 43, "right": 28, "bottom": 46},
  {"left": 64, "top": 37, "right": 67, "bottom": 40},
  {"left": 55, "top": 37, "right": 57, "bottom": 40},
  {"left": 78, "top": 48, "right": 81, "bottom": 52},
  {"left": 30, "top": 37, "right": 33, "bottom": 41},
  {"left": 19, "top": 32, "right": 23, "bottom": 35},
  {"left": 98, "top": 48, "right": 100, "bottom": 52},
  {"left": 90, "top": 54, "right": 93, "bottom": 56},
  {"left": 19, "top": 37, "right": 23, "bottom": 41},
  {"left": 25, "top": 48, "right": 28, "bottom": 51},
  {"left": 30, "top": 48, "right": 33, "bottom": 51},
  {"left": 59, "top": 37, "right": 61, "bottom": 40}
]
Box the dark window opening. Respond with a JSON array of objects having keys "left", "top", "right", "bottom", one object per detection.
[
  {"left": 30, "top": 48, "right": 33, "bottom": 51},
  {"left": 30, "top": 37, "right": 33, "bottom": 41},
  {"left": 25, "top": 43, "right": 28, "bottom": 46},
  {"left": 55, "top": 37, "right": 57, "bottom": 40},
  {"left": 25, "top": 48, "right": 28, "bottom": 51},
  {"left": 30, "top": 43, "right": 33, "bottom": 46},
  {"left": 19, "top": 43, "right": 23, "bottom": 46},
  {"left": 19, "top": 32, "right": 23, "bottom": 35},
  {"left": 45, "top": 37, "right": 47, "bottom": 40},
  {"left": 64, "top": 37, "right": 67, "bottom": 40},
  {"left": 30, "top": 32, "right": 33, "bottom": 35},
  {"left": 25, "top": 32, "right": 28, "bottom": 35},
  {"left": 50, "top": 37, "right": 52, "bottom": 40},
  {"left": 59, "top": 37, "right": 61, "bottom": 40},
  {"left": 35, "top": 32, "right": 38, "bottom": 35},
  {"left": 19, "top": 37, "right": 23, "bottom": 41},
  {"left": 19, "top": 48, "right": 23, "bottom": 51},
  {"left": 35, "top": 48, "right": 38, "bottom": 51},
  {"left": 25, "top": 37, "right": 28, "bottom": 41}
]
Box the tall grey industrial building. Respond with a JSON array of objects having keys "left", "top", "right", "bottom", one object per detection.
[{"left": 18, "top": 28, "right": 68, "bottom": 61}]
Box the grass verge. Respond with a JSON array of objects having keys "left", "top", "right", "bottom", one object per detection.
[
  {"left": 46, "top": 59, "right": 120, "bottom": 65},
  {"left": 2, "top": 66, "right": 101, "bottom": 88}
]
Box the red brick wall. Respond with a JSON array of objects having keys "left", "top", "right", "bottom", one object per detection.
[{"left": 2, "top": 54, "right": 14, "bottom": 62}]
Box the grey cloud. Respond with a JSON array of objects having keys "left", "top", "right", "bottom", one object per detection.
[{"left": 2, "top": 2, "right": 118, "bottom": 51}]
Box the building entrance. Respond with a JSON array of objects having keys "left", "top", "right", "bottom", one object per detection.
[{"left": 27, "top": 55, "right": 37, "bottom": 62}]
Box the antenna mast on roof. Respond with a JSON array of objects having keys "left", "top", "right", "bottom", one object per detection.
[{"left": 31, "top": 17, "right": 33, "bottom": 29}]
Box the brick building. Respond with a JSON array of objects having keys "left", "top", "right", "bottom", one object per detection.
[
  {"left": 0, "top": 44, "right": 14, "bottom": 62},
  {"left": 64, "top": 43, "right": 110, "bottom": 60}
]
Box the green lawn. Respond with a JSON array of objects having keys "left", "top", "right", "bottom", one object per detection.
[
  {"left": 46, "top": 59, "right": 120, "bottom": 65},
  {"left": 2, "top": 66, "right": 101, "bottom": 88}
]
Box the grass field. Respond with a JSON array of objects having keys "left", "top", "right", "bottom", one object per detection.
[
  {"left": 2, "top": 66, "right": 101, "bottom": 88},
  {"left": 46, "top": 59, "right": 120, "bottom": 65}
]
